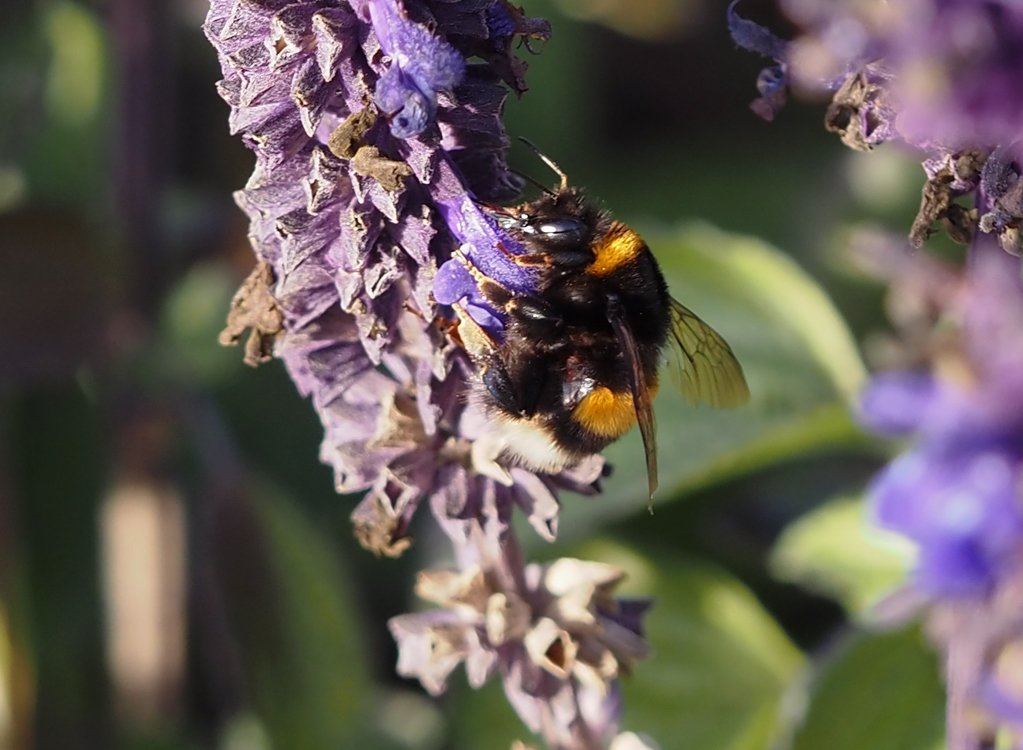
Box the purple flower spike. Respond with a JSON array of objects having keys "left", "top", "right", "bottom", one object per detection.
[
  {"left": 389, "top": 538, "right": 651, "bottom": 744},
  {"left": 863, "top": 252, "right": 1023, "bottom": 598},
  {"left": 739, "top": 1, "right": 1023, "bottom": 250},
  {"left": 206, "top": 2, "right": 652, "bottom": 746},
  {"left": 859, "top": 250, "right": 1023, "bottom": 737},
  {"left": 872, "top": 449, "right": 1023, "bottom": 596},
  {"left": 366, "top": 0, "right": 465, "bottom": 138},
  {"left": 205, "top": 0, "right": 573, "bottom": 553},
  {"left": 858, "top": 371, "right": 938, "bottom": 438}
]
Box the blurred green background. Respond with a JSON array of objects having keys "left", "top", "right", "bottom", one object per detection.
[{"left": 0, "top": 1, "right": 946, "bottom": 749}]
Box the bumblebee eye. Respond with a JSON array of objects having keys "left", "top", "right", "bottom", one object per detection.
[{"left": 533, "top": 217, "right": 585, "bottom": 242}]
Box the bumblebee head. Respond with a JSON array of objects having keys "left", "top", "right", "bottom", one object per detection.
[{"left": 494, "top": 187, "right": 600, "bottom": 243}]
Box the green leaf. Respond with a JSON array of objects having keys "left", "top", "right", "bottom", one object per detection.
[
  {"left": 770, "top": 495, "right": 914, "bottom": 618},
  {"left": 792, "top": 626, "right": 945, "bottom": 750},
  {"left": 159, "top": 260, "right": 245, "bottom": 386},
  {"left": 16, "top": 2, "right": 112, "bottom": 208},
  {"left": 661, "top": 223, "right": 866, "bottom": 400},
  {"left": 219, "top": 484, "right": 382, "bottom": 748},
  {"left": 554, "top": 223, "right": 869, "bottom": 533},
  {"left": 449, "top": 678, "right": 533, "bottom": 750},
  {"left": 451, "top": 541, "right": 805, "bottom": 750},
  {"left": 605, "top": 542, "right": 805, "bottom": 750},
  {"left": 43, "top": 3, "right": 105, "bottom": 127},
  {"left": 8, "top": 385, "right": 108, "bottom": 745}
]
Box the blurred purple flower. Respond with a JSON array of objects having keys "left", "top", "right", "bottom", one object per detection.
[
  {"left": 882, "top": 1, "right": 1023, "bottom": 153},
  {"left": 870, "top": 447, "right": 1023, "bottom": 596},
  {"left": 731, "top": 0, "right": 1023, "bottom": 250},
  {"left": 858, "top": 371, "right": 939, "bottom": 438},
  {"left": 861, "top": 248, "right": 1023, "bottom": 596},
  {"left": 731, "top": 2, "right": 1023, "bottom": 744},
  {"left": 735, "top": 0, "right": 1023, "bottom": 150},
  {"left": 859, "top": 246, "right": 1023, "bottom": 742}
]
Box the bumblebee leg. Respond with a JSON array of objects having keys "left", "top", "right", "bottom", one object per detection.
[
  {"left": 508, "top": 297, "right": 565, "bottom": 346},
  {"left": 507, "top": 252, "right": 552, "bottom": 267},
  {"left": 450, "top": 248, "right": 516, "bottom": 308},
  {"left": 545, "top": 247, "right": 595, "bottom": 269},
  {"left": 482, "top": 356, "right": 549, "bottom": 418},
  {"left": 505, "top": 249, "right": 593, "bottom": 269},
  {"left": 477, "top": 278, "right": 513, "bottom": 307},
  {"left": 470, "top": 433, "right": 515, "bottom": 487},
  {"left": 509, "top": 297, "right": 563, "bottom": 328}
]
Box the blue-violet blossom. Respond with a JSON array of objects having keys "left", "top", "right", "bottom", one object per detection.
[
  {"left": 858, "top": 246, "right": 1023, "bottom": 747},
  {"left": 731, "top": 2, "right": 1023, "bottom": 745}
]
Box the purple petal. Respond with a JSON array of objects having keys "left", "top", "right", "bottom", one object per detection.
[
  {"left": 375, "top": 65, "right": 434, "bottom": 139},
  {"left": 750, "top": 65, "right": 788, "bottom": 121},
  {"left": 367, "top": 0, "right": 466, "bottom": 138},
  {"left": 915, "top": 538, "right": 994, "bottom": 597},
  {"left": 858, "top": 371, "right": 938, "bottom": 437},
  {"left": 388, "top": 610, "right": 470, "bottom": 695},
  {"left": 871, "top": 449, "right": 1023, "bottom": 596},
  {"left": 728, "top": 0, "right": 787, "bottom": 61}
]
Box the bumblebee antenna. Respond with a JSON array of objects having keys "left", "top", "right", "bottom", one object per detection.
[
  {"left": 511, "top": 169, "right": 556, "bottom": 198},
  {"left": 517, "top": 137, "right": 569, "bottom": 192}
]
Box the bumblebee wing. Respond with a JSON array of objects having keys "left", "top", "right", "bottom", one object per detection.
[
  {"left": 607, "top": 295, "right": 658, "bottom": 501},
  {"left": 668, "top": 297, "right": 750, "bottom": 408}
]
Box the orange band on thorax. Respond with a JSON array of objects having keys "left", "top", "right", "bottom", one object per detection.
[{"left": 587, "top": 222, "right": 646, "bottom": 276}]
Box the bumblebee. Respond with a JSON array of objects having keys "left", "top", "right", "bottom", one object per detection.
[{"left": 453, "top": 152, "right": 750, "bottom": 498}]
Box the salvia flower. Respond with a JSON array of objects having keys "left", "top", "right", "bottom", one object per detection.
[
  {"left": 205, "top": 0, "right": 589, "bottom": 554},
  {"left": 858, "top": 245, "right": 1023, "bottom": 746},
  {"left": 729, "top": 0, "right": 1023, "bottom": 252},
  {"left": 389, "top": 533, "right": 650, "bottom": 746},
  {"left": 368, "top": 0, "right": 465, "bottom": 139},
  {"left": 730, "top": 1, "right": 1023, "bottom": 745},
  {"left": 765, "top": 0, "right": 1023, "bottom": 149},
  {"left": 205, "top": 0, "right": 651, "bottom": 746}
]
